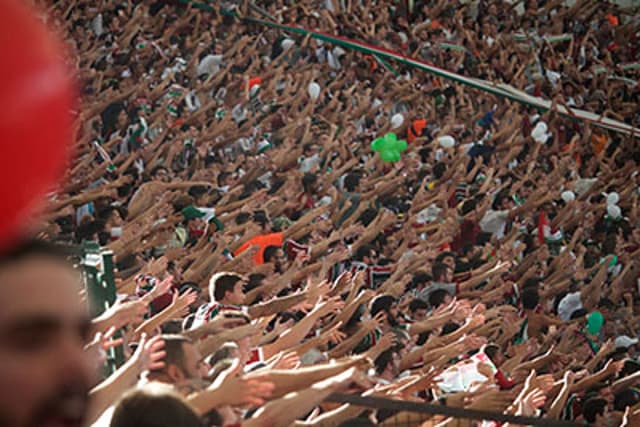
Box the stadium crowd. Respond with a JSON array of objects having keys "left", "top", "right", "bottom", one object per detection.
[{"left": 2, "top": 0, "right": 640, "bottom": 426}]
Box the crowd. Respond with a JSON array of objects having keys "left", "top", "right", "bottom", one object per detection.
[{"left": 2, "top": 0, "right": 640, "bottom": 426}]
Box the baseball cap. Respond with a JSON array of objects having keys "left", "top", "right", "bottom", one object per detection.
[{"left": 615, "top": 335, "right": 639, "bottom": 349}]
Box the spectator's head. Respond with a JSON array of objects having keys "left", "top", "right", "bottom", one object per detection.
[
  {"left": 492, "top": 191, "right": 513, "bottom": 211},
  {"left": 431, "top": 262, "right": 453, "bottom": 283},
  {"left": 0, "top": 240, "right": 94, "bottom": 427},
  {"left": 613, "top": 389, "right": 640, "bottom": 412},
  {"left": 483, "top": 343, "right": 503, "bottom": 366},
  {"left": 252, "top": 210, "right": 270, "bottom": 232},
  {"left": 409, "top": 299, "right": 429, "bottom": 321},
  {"left": 410, "top": 271, "right": 431, "bottom": 291},
  {"left": 374, "top": 349, "right": 400, "bottom": 380},
  {"left": 150, "top": 165, "right": 170, "bottom": 183},
  {"left": 435, "top": 251, "right": 456, "bottom": 270},
  {"left": 209, "top": 272, "right": 245, "bottom": 305},
  {"left": 110, "top": 383, "right": 204, "bottom": 427},
  {"left": 521, "top": 287, "right": 540, "bottom": 310},
  {"left": 344, "top": 173, "right": 361, "bottom": 193},
  {"left": 217, "top": 171, "right": 233, "bottom": 188},
  {"left": 433, "top": 162, "right": 446, "bottom": 180},
  {"left": 206, "top": 343, "right": 240, "bottom": 374},
  {"left": 302, "top": 143, "right": 319, "bottom": 157},
  {"left": 302, "top": 173, "right": 318, "bottom": 193},
  {"left": 428, "top": 288, "right": 451, "bottom": 309},
  {"left": 582, "top": 397, "right": 608, "bottom": 424},
  {"left": 371, "top": 295, "right": 400, "bottom": 327},
  {"left": 147, "top": 335, "right": 204, "bottom": 384},
  {"left": 263, "top": 245, "right": 286, "bottom": 273},
  {"left": 355, "top": 244, "right": 378, "bottom": 265}
]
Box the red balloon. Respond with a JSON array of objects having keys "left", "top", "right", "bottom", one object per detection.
[{"left": 0, "top": 0, "right": 75, "bottom": 249}]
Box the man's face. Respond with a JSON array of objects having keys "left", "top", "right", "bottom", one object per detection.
[
  {"left": 442, "top": 256, "right": 455, "bottom": 270},
  {"left": 413, "top": 308, "right": 427, "bottom": 321},
  {"left": 444, "top": 267, "right": 454, "bottom": 283},
  {"left": 153, "top": 168, "right": 170, "bottom": 183},
  {"left": 0, "top": 256, "right": 94, "bottom": 427},
  {"left": 273, "top": 249, "right": 286, "bottom": 273},
  {"left": 227, "top": 281, "right": 246, "bottom": 306}
]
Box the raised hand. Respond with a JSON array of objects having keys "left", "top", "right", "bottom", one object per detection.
[
  {"left": 364, "top": 311, "right": 387, "bottom": 332},
  {"left": 272, "top": 351, "right": 300, "bottom": 370},
  {"left": 170, "top": 288, "right": 199, "bottom": 317},
  {"left": 519, "top": 388, "right": 547, "bottom": 416},
  {"left": 100, "top": 298, "right": 149, "bottom": 330},
  {"left": 313, "top": 295, "right": 345, "bottom": 317},
  {"left": 132, "top": 333, "right": 166, "bottom": 372},
  {"left": 211, "top": 358, "right": 275, "bottom": 406},
  {"left": 377, "top": 332, "right": 397, "bottom": 352}
]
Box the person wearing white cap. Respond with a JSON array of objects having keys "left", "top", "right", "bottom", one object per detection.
[{"left": 615, "top": 335, "right": 639, "bottom": 358}]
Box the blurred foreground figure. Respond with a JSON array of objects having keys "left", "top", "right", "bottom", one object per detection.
[{"left": 0, "top": 240, "right": 94, "bottom": 427}]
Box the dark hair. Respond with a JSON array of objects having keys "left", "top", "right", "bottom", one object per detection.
[
  {"left": 431, "top": 263, "right": 451, "bottom": 282},
  {"left": 263, "top": 245, "right": 282, "bottom": 263},
  {"left": 409, "top": 299, "right": 429, "bottom": 313},
  {"left": 217, "top": 171, "right": 232, "bottom": 187},
  {"left": 597, "top": 298, "right": 615, "bottom": 310},
  {"left": 374, "top": 349, "right": 396, "bottom": 375},
  {"left": 521, "top": 288, "right": 540, "bottom": 310},
  {"left": 211, "top": 273, "right": 243, "bottom": 302},
  {"left": 522, "top": 277, "right": 542, "bottom": 290},
  {"left": 235, "top": 212, "right": 251, "bottom": 225},
  {"left": 110, "top": 384, "right": 204, "bottom": 427},
  {"left": 188, "top": 185, "right": 209, "bottom": 200},
  {"left": 492, "top": 190, "right": 509, "bottom": 211},
  {"left": 357, "top": 208, "right": 379, "bottom": 227},
  {"left": 570, "top": 308, "right": 588, "bottom": 320},
  {"left": 355, "top": 244, "right": 376, "bottom": 262},
  {"left": 614, "top": 389, "right": 640, "bottom": 412},
  {"left": 582, "top": 398, "right": 607, "bottom": 423},
  {"left": 441, "top": 322, "right": 460, "bottom": 335},
  {"left": 252, "top": 210, "right": 269, "bottom": 228},
  {"left": 484, "top": 344, "right": 501, "bottom": 361},
  {"left": 429, "top": 289, "right": 450, "bottom": 308},
  {"left": 460, "top": 199, "right": 477, "bottom": 216},
  {"left": 302, "top": 173, "right": 318, "bottom": 192},
  {"left": 371, "top": 295, "right": 397, "bottom": 317},
  {"left": 411, "top": 271, "right": 431, "bottom": 289},
  {"left": 150, "top": 165, "right": 169, "bottom": 178},
  {"left": 433, "top": 162, "right": 447, "bottom": 180},
  {"left": 620, "top": 360, "right": 640, "bottom": 377},
  {"left": 246, "top": 273, "right": 266, "bottom": 293},
  {"left": 435, "top": 251, "right": 456, "bottom": 264},
  {"left": 344, "top": 173, "right": 361, "bottom": 193}
]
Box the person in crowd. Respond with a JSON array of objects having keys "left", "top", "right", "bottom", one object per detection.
[{"left": 5, "top": 0, "right": 640, "bottom": 426}]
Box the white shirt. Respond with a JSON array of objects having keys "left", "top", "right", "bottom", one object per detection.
[{"left": 480, "top": 209, "right": 510, "bottom": 239}]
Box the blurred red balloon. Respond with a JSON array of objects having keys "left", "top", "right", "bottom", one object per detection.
[{"left": 0, "top": 0, "right": 75, "bottom": 249}]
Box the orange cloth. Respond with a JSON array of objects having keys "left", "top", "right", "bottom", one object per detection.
[
  {"left": 407, "top": 119, "right": 427, "bottom": 143},
  {"left": 607, "top": 14, "right": 619, "bottom": 26},
  {"left": 233, "top": 232, "right": 283, "bottom": 264},
  {"left": 591, "top": 134, "right": 607, "bottom": 156}
]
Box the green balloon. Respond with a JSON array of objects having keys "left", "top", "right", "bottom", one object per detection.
[
  {"left": 370, "top": 133, "right": 407, "bottom": 163},
  {"left": 586, "top": 311, "right": 604, "bottom": 335},
  {"left": 380, "top": 150, "right": 396, "bottom": 162}
]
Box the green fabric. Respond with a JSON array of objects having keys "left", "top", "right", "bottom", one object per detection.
[
  {"left": 182, "top": 205, "right": 206, "bottom": 221},
  {"left": 210, "top": 216, "right": 224, "bottom": 232}
]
